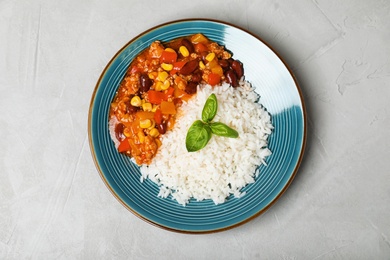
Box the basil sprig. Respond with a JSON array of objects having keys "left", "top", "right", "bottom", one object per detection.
[
  {"left": 186, "top": 93, "right": 239, "bottom": 152},
  {"left": 209, "top": 122, "right": 239, "bottom": 138},
  {"left": 186, "top": 120, "right": 212, "bottom": 152},
  {"left": 201, "top": 93, "right": 217, "bottom": 122}
]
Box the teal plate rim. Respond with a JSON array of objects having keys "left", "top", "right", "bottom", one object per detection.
[{"left": 88, "top": 18, "right": 307, "bottom": 234}]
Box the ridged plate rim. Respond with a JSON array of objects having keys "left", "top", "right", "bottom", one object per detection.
[{"left": 88, "top": 18, "right": 307, "bottom": 234}]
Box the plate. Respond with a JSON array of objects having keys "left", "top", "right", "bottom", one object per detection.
[{"left": 88, "top": 19, "right": 306, "bottom": 233}]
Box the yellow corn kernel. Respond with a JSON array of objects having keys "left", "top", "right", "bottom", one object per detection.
[
  {"left": 179, "top": 46, "right": 189, "bottom": 57},
  {"left": 155, "top": 138, "right": 162, "bottom": 147},
  {"left": 205, "top": 52, "right": 216, "bottom": 62},
  {"left": 154, "top": 81, "right": 163, "bottom": 91},
  {"left": 142, "top": 102, "right": 152, "bottom": 112},
  {"left": 161, "top": 80, "right": 170, "bottom": 90},
  {"left": 148, "top": 72, "right": 157, "bottom": 79},
  {"left": 151, "top": 105, "right": 158, "bottom": 112},
  {"left": 199, "top": 61, "right": 206, "bottom": 70},
  {"left": 123, "top": 127, "right": 132, "bottom": 137},
  {"left": 140, "top": 119, "right": 152, "bottom": 129},
  {"left": 161, "top": 63, "right": 173, "bottom": 71},
  {"left": 149, "top": 128, "right": 159, "bottom": 137},
  {"left": 130, "top": 96, "right": 142, "bottom": 107},
  {"left": 165, "top": 48, "right": 176, "bottom": 53},
  {"left": 157, "top": 71, "right": 169, "bottom": 82},
  {"left": 138, "top": 131, "right": 145, "bottom": 143},
  {"left": 148, "top": 119, "right": 156, "bottom": 130}
]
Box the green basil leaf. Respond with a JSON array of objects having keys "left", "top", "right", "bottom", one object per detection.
[
  {"left": 210, "top": 122, "right": 239, "bottom": 138},
  {"left": 186, "top": 120, "right": 212, "bottom": 152},
  {"left": 202, "top": 93, "right": 218, "bottom": 122}
]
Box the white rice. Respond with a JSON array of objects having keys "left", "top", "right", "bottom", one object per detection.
[{"left": 139, "top": 80, "right": 273, "bottom": 206}]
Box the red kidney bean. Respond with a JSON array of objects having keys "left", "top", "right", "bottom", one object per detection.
[
  {"left": 185, "top": 81, "right": 198, "bottom": 94},
  {"left": 225, "top": 70, "right": 238, "bottom": 87},
  {"left": 231, "top": 60, "right": 244, "bottom": 79},
  {"left": 115, "top": 123, "right": 126, "bottom": 141},
  {"left": 181, "top": 38, "right": 194, "bottom": 54},
  {"left": 191, "top": 71, "right": 202, "bottom": 83},
  {"left": 180, "top": 60, "right": 199, "bottom": 75},
  {"left": 157, "top": 122, "right": 167, "bottom": 134},
  {"left": 218, "top": 59, "right": 229, "bottom": 68},
  {"left": 125, "top": 100, "right": 138, "bottom": 114},
  {"left": 139, "top": 73, "right": 152, "bottom": 93}
]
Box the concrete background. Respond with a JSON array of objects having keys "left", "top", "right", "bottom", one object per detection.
[{"left": 1, "top": 0, "right": 389, "bottom": 259}]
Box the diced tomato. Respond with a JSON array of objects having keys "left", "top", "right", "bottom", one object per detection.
[
  {"left": 161, "top": 101, "right": 176, "bottom": 115},
  {"left": 130, "top": 119, "right": 140, "bottom": 134},
  {"left": 174, "top": 87, "right": 191, "bottom": 101},
  {"left": 118, "top": 138, "right": 131, "bottom": 153},
  {"left": 154, "top": 109, "right": 163, "bottom": 124},
  {"left": 160, "top": 50, "right": 177, "bottom": 64},
  {"left": 211, "top": 65, "right": 224, "bottom": 77},
  {"left": 208, "top": 73, "right": 221, "bottom": 86},
  {"left": 170, "top": 61, "right": 186, "bottom": 75},
  {"left": 165, "top": 87, "right": 175, "bottom": 98},
  {"left": 135, "top": 111, "right": 155, "bottom": 120},
  {"left": 173, "top": 61, "right": 186, "bottom": 69},
  {"left": 147, "top": 90, "right": 166, "bottom": 104},
  {"left": 208, "top": 59, "right": 223, "bottom": 76},
  {"left": 194, "top": 43, "right": 208, "bottom": 53},
  {"left": 191, "top": 34, "right": 208, "bottom": 44}
]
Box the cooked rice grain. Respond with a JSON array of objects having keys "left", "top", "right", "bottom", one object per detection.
[{"left": 140, "top": 81, "right": 273, "bottom": 205}]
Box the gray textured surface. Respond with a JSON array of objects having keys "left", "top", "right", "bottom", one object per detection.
[{"left": 1, "top": 0, "right": 389, "bottom": 259}]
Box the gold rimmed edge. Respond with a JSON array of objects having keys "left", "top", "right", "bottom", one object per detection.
[{"left": 87, "top": 18, "right": 307, "bottom": 234}]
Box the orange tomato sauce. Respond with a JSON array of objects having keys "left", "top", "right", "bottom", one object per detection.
[{"left": 109, "top": 33, "right": 244, "bottom": 165}]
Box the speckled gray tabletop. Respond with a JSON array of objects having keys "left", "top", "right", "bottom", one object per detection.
[{"left": 1, "top": 0, "right": 389, "bottom": 259}]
